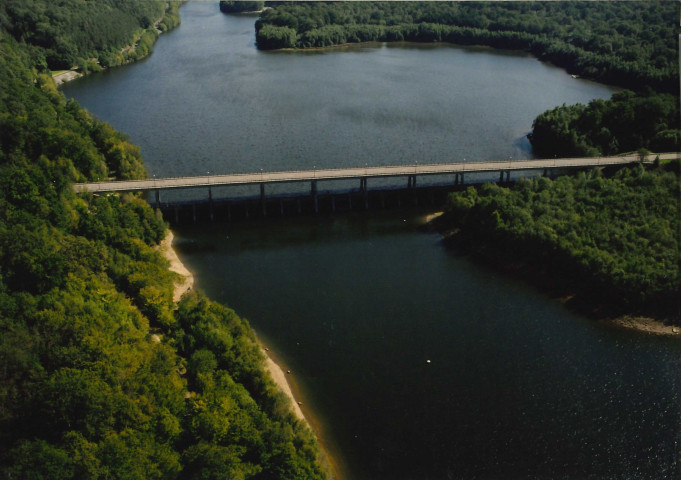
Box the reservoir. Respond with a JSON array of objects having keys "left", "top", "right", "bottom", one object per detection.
[{"left": 64, "top": 3, "right": 681, "bottom": 479}]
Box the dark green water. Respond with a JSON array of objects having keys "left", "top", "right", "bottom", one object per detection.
[
  {"left": 63, "top": 3, "right": 681, "bottom": 479},
  {"left": 174, "top": 212, "right": 681, "bottom": 479}
]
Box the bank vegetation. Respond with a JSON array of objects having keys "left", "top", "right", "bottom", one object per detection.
[
  {"left": 439, "top": 161, "right": 680, "bottom": 324},
  {"left": 0, "top": 18, "right": 326, "bottom": 480}
]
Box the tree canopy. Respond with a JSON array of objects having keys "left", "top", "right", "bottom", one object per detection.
[
  {"left": 0, "top": 0, "right": 181, "bottom": 71},
  {"left": 529, "top": 89, "right": 680, "bottom": 157},
  {"left": 0, "top": 19, "right": 326, "bottom": 480},
  {"left": 443, "top": 162, "right": 681, "bottom": 321}
]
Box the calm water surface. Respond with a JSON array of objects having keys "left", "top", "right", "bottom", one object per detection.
[{"left": 64, "top": 3, "right": 681, "bottom": 479}]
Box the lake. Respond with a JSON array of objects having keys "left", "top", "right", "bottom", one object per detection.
[{"left": 64, "top": 3, "right": 681, "bottom": 479}]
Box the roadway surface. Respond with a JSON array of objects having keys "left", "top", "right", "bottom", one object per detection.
[{"left": 73, "top": 153, "right": 679, "bottom": 193}]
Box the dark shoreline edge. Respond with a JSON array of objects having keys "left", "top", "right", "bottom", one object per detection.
[{"left": 425, "top": 212, "right": 680, "bottom": 336}]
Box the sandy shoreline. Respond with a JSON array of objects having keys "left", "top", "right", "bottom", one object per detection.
[
  {"left": 159, "top": 231, "right": 310, "bottom": 414},
  {"left": 159, "top": 230, "right": 323, "bottom": 430},
  {"left": 52, "top": 70, "right": 83, "bottom": 86},
  {"left": 159, "top": 231, "right": 194, "bottom": 302},
  {"left": 603, "top": 315, "right": 680, "bottom": 336}
]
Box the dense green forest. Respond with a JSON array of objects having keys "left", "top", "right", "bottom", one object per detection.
[
  {"left": 255, "top": 1, "right": 679, "bottom": 92},
  {"left": 529, "top": 90, "right": 680, "bottom": 157},
  {"left": 0, "top": 17, "right": 325, "bottom": 480},
  {"left": 0, "top": 0, "right": 181, "bottom": 71},
  {"left": 441, "top": 162, "right": 681, "bottom": 322},
  {"left": 220, "top": 1, "right": 265, "bottom": 14}
]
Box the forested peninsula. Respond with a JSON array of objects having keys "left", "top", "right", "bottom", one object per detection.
[
  {"left": 0, "top": 2, "right": 326, "bottom": 478},
  {"left": 438, "top": 161, "right": 681, "bottom": 325}
]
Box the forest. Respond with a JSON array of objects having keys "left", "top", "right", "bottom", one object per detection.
[
  {"left": 441, "top": 161, "right": 681, "bottom": 322},
  {"left": 0, "top": 0, "right": 181, "bottom": 71},
  {"left": 529, "top": 90, "right": 680, "bottom": 157},
  {"left": 220, "top": 1, "right": 265, "bottom": 14},
  {"left": 0, "top": 15, "right": 326, "bottom": 480},
  {"left": 255, "top": 1, "right": 678, "bottom": 92}
]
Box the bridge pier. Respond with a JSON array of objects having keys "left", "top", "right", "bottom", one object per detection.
[
  {"left": 408, "top": 175, "right": 417, "bottom": 189},
  {"left": 361, "top": 178, "right": 368, "bottom": 209},
  {"left": 208, "top": 186, "right": 214, "bottom": 222},
  {"left": 311, "top": 180, "right": 318, "bottom": 214},
  {"left": 499, "top": 170, "right": 511, "bottom": 183},
  {"left": 260, "top": 183, "right": 266, "bottom": 217},
  {"left": 155, "top": 189, "right": 161, "bottom": 209}
]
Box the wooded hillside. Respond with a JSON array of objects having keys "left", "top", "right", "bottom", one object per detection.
[{"left": 0, "top": 17, "right": 326, "bottom": 480}]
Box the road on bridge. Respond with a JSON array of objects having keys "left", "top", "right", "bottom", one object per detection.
[{"left": 73, "top": 153, "right": 678, "bottom": 193}]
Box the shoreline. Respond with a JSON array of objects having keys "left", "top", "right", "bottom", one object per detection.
[
  {"left": 159, "top": 230, "right": 342, "bottom": 478},
  {"left": 428, "top": 218, "right": 680, "bottom": 337},
  {"left": 159, "top": 231, "right": 310, "bottom": 410}
]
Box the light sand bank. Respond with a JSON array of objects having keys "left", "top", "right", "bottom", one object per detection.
[
  {"left": 604, "top": 315, "right": 680, "bottom": 336},
  {"left": 263, "top": 354, "right": 307, "bottom": 424},
  {"left": 159, "top": 231, "right": 194, "bottom": 302},
  {"left": 52, "top": 70, "right": 83, "bottom": 85}
]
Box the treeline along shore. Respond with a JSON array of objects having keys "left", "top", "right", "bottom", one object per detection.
[
  {"left": 433, "top": 159, "right": 681, "bottom": 329},
  {"left": 254, "top": 1, "right": 678, "bottom": 93},
  {"left": 0, "top": 1, "right": 329, "bottom": 478}
]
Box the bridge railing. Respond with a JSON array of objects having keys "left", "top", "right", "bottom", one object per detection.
[{"left": 73, "top": 152, "right": 679, "bottom": 193}]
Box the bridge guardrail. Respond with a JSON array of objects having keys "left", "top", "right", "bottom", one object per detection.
[{"left": 73, "top": 152, "right": 677, "bottom": 193}]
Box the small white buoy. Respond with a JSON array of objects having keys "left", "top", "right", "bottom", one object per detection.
[{"left": 426, "top": 359, "right": 431, "bottom": 364}]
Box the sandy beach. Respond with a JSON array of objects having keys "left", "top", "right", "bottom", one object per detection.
[
  {"left": 52, "top": 70, "right": 83, "bottom": 85},
  {"left": 605, "top": 315, "right": 680, "bottom": 336}
]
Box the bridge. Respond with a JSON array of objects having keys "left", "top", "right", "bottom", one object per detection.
[{"left": 73, "top": 152, "right": 677, "bottom": 221}]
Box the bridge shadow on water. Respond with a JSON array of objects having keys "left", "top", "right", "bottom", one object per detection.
[{"left": 158, "top": 183, "right": 476, "bottom": 225}]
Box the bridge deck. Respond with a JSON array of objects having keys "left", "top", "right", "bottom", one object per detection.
[{"left": 73, "top": 153, "right": 677, "bottom": 193}]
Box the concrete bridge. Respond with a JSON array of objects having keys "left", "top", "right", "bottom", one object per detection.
[{"left": 73, "top": 152, "right": 677, "bottom": 220}]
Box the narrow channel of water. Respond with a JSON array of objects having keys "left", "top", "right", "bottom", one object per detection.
[{"left": 63, "top": 3, "right": 681, "bottom": 479}]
